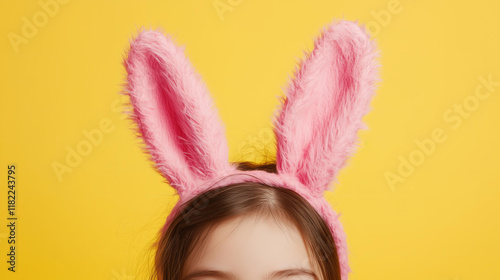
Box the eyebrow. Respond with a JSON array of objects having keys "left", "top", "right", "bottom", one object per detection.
[{"left": 182, "top": 268, "right": 318, "bottom": 280}]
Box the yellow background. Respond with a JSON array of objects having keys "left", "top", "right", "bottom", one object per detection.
[{"left": 1, "top": 0, "right": 499, "bottom": 279}]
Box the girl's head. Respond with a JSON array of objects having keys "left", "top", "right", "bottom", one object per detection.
[
  {"left": 121, "top": 19, "right": 380, "bottom": 280},
  {"left": 153, "top": 161, "right": 340, "bottom": 280}
]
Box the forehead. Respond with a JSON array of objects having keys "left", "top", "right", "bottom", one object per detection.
[{"left": 182, "top": 214, "right": 317, "bottom": 279}]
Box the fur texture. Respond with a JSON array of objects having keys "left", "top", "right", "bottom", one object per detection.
[
  {"left": 121, "top": 19, "right": 381, "bottom": 280},
  {"left": 273, "top": 19, "right": 382, "bottom": 196},
  {"left": 120, "top": 27, "right": 235, "bottom": 198}
]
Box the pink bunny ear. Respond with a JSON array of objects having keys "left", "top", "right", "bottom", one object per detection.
[
  {"left": 272, "top": 20, "right": 382, "bottom": 196},
  {"left": 120, "top": 28, "right": 234, "bottom": 197}
]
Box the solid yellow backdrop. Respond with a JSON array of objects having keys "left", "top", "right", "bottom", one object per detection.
[{"left": 1, "top": 0, "right": 499, "bottom": 279}]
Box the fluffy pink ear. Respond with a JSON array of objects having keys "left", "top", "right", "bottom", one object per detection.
[
  {"left": 272, "top": 20, "right": 382, "bottom": 196},
  {"left": 120, "top": 28, "right": 233, "bottom": 197}
]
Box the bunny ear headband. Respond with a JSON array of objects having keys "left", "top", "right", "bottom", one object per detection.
[{"left": 120, "top": 19, "right": 381, "bottom": 280}]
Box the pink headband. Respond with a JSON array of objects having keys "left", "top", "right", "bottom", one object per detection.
[{"left": 120, "top": 19, "right": 381, "bottom": 280}]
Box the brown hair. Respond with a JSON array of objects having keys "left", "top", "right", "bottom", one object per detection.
[{"left": 148, "top": 161, "right": 341, "bottom": 280}]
